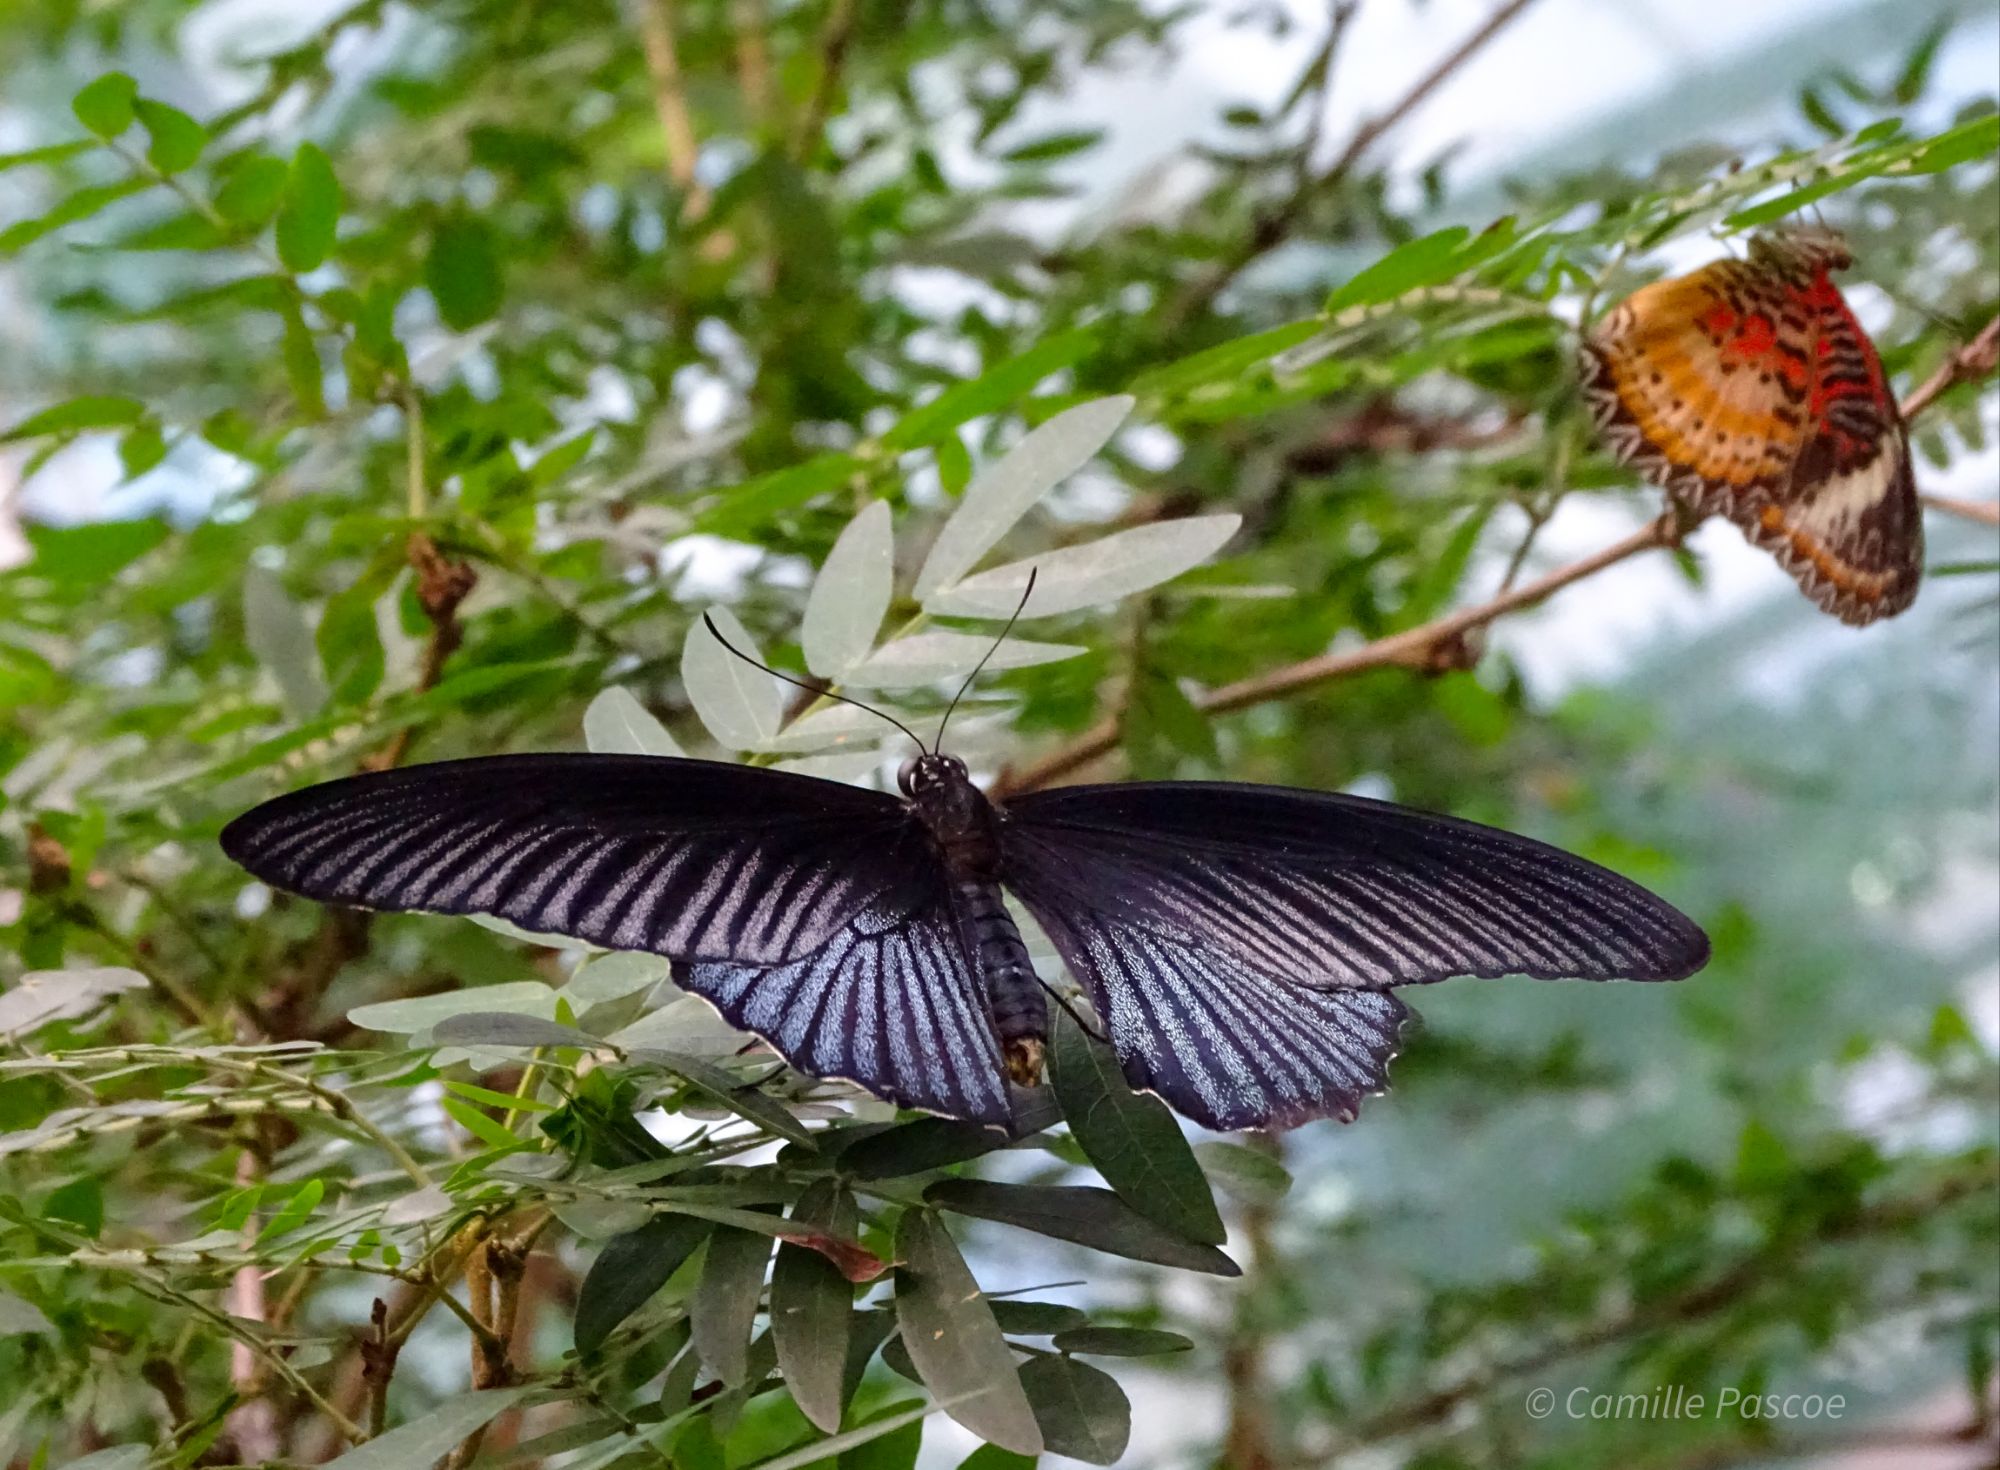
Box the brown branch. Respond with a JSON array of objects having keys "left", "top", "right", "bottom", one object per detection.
[
  {"left": 792, "top": 0, "right": 858, "bottom": 161},
  {"left": 1002, "top": 326, "right": 1994, "bottom": 795},
  {"left": 1910, "top": 314, "right": 2000, "bottom": 526},
  {"left": 732, "top": 0, "right": 775, "bottom": 132},
  {"left": 634, "top": 0, "right": 708, "bottom": 211},
  {"left": 1161, "top": 0, "right": 1542, "bottom": 335},
  {"left": 360, "top": 1297, "right": 399, "bottom": 1439},
  {"left": 360, "top": 532, "right": 476, "bottom": 774}
]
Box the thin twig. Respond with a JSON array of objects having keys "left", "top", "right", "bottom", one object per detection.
[
  {"left": 1909, "top": 314, "right": 2000, "bottom": 525},
  {"left": 633, "top": 0, "right": 708, "bottom": 212},
  {"left": 793, "top": 0, "right": 859, "bottom": 160}
]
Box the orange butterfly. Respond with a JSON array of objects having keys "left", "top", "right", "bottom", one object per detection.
[{"left": 1580, "top": 230, "right": 1921, "bottom": 625}]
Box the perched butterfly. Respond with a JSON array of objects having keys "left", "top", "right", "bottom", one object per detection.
[
  {"left": 222, "top": 635, "right": 1708, "bottom": 1132},
  {"left": 1580, "top": 228, "right": 1921, "bottom": 625}
]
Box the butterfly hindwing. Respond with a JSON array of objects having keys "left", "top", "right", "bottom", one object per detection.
[{"left": 1581, "top": 231, "right": 1920, "bottom": 625}]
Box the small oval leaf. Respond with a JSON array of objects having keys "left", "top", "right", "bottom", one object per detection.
[
  {"left": 915, "top": 395, "right": 1133, "bottom": 599},
  {"left": 845, "top": 631, "right": 1081, "bottom": 689},
  {"left": 584, "top": 686, "right": 685, "bottom": 757},
  {"left": 1018, "top": 1353, "right": 1130, "bottom": 1464},
  {"left": 894, "top": 1209, "right": 1043, "bottom": 1456},
  {"left": 926, "top": 515, "right": 1240, "bottom": 619},
  {"left": 803, "top": 499, "right": 895, "bottom": 679},
  {"left": 683, "top": 608, "right": 781, "bottom": 749}
]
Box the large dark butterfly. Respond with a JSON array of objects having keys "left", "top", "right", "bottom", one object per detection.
[{"left": 222, "top": 741, "right": 1708, "bottom": 1132}]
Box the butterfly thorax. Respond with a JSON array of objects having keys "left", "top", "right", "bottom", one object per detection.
[{"left": 901, "top": 752, "right": 1048, "bottom": 1088}]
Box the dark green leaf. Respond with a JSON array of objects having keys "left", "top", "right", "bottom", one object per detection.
[
  {"left": 1326, "top": 227, "right": 1472, "bottom": 312},
  {"left": 1018, "top": 1354, "right": 1128, "bottom": 1465},
  {"left": 1048, "top": 1009, "right": 1224, "bottom": 1245},
  {"left": 836, "top": 1116, "right": 1015, "bottom": 1181},
  {"left": 690, "top": 1223, "right": 775, "bottom": 1387},
  {"left": 638, "top": 1052, "right": 817, "bottom": 1147},
  {"left": 697, "top": 453, "right": 863, "bottom": 538},
  {"left": 280, "top": 299, "right": 326, "bottom": 418},
  {"left": 133, "top": 99, "right": 205, "bottom": 173},
  {"left": 275, "top": 142, "right": 339, "bottom": 272},
  {"left": 72, "top": 73, "right": 137, "bottom": 138},
  {"left": 838, "top": 1401, "right": 925, "bottom": 1470},
  {"left": 426, "top": 214, "right": 504, "bottom": 330},
  {"left": 1050, "top": 1326, "right": 1193, "bottom": 1356},
  {"left": 927, "top": 1181, "right": 1240, "bottom": 1276},
  {"left": 999, "top": 129, "right": 1102, "bottom": 164},
  {"left": 574, "top": 1214, "right": 712, "bottom": 1355},
  {"left": 955, "top": 1449, "right": 1036, "bottom": 1470},
  {"left": 895, "top": 1209, "right": 1042, "bottom": 1455},
  {"left": 988, "top": 1300, "right": 1088, "bottom": 1335},
  {"left": 46, "top": 1177, "right": 104, "bottom": 1237},
  {"left": 1894, "top": 21, "right": 1949, "bottom": 104},
  {"left": 772, "top": 1180, "right": 856, "bottom": 1433}
]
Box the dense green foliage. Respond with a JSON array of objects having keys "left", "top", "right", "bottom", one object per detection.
[{"left": 1, "top": 3, "right": 1995, "bottom": 1467}]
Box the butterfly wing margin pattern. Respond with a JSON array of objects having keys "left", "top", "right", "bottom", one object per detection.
[
  {"left": 219, "top": 754, "right": 920, "bottom": 967},
  {"left": 673, "top": 880, "right": 1012, "bottom": 1124},
  {"left": 1000, "top": 782, "right": 1709, "bottom": 993},
  {"left": 1579, "top": 252, "right": 1919, "bottom": 625}
]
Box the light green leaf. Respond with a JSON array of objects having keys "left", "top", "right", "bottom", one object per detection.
[
  {"left": 71, "top": 73, "right": 137, "bottom": 137},
  {"left": 0, "top": 967, "right": 147, "bottom": 1041},
  {"left": 468, "top": 913, "right": 596, "bottom": 950},
  {"left": 431, "top": 1012, "right": 599, "bottom": 1050},
  {"left": 803, "top": 500, "right": 895, "bottom": 679},
  {"left": 915, "top": 395, "right": 1133, "bottom": 599},
  {"left": 1194, "top": 1140, "right": 1293, "bottom": 1207},
  {"left": 256, "top": 1178, "right": 325, "bottom": 1242},
  {"left": 606, "top": 995, "right": 746, "bottom": 1056},
  {"left": 275, "top": 142, "right": 339, "bottom": 272},
  {"left": 880, "top": 327, "right": 1096, "bottom": 452},
  {"left": 0, "top": 177, "right": 149, "bottom": 254},
  {"left": 58, "top": 1450, "right": 148, "bottom": 1470},
  {"left": 0, "top": 1291, "right": 52, "bottom": 1335},
  {"left": 683, "top": 607, "right": 781, "bottom": 749},
  {"left": 845, "top": 631, "right": 1082, "bottom": 688},
  {"left": 347, "top": 980, "right": 557, "bottom": 1036},
  {"left": 564, "top": 952, "right": 671, "bottom": 1004},
  {"left": 321, "top": 1388, "right": 531, "bottom": 1468},
  {"left": 927, "top": 514, "right": 1239, "bottom": 619},
  {"left": 242, "top": 568, "right": 329, "bottom": 720},
  {"left": 1325, "top": 226, "right": 1472, "bottom": 312},
  {"left": 763, "top": 703, "right": 897, "bottom": 754},
  {"left": 584, "top": 686, "right": 685, "bottom": 756},
  {"left": 894, "top": 1210, "right": 1042, "bottom": 1456},
  {"left": 2, "top": 395, "right": 146, "bottom": 441}
]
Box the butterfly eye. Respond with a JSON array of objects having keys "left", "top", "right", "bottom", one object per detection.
[{"left": 897, "top": 757, "right": 921, "bottom": 796}]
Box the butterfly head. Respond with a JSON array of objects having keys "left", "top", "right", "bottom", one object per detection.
[
  {"left": 1749, "top": 227, "right": 1852, "bottom": 281},
  {"left": 898, "top": 752, "right": 970, "bottom": 800}
]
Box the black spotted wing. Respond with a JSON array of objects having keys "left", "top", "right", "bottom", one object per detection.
[
  {"left": 221, "top": 755, "right": 1010, "bottom": 1121},
  {"left": 998, "top": 781, "right": 1707, "bottom": 1130}
]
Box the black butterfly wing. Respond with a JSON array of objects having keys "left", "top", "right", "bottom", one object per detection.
[
  {"left": 998, "top": 781, "right": 1708, "bottom": 1130},
  {"left": 222, "top": 754, "right": 1010, "bottom": 1121}
]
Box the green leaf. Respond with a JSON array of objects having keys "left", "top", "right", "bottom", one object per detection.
[
  {"left": 1017, "top": 1354, "right": 1128, "bottom": 1465},
  {"left": 802, "top": 500, "right": 894, "bottom": 680},
  {"left": 317, "top": 566, "right": 389, "bottom": 706},
  {"left": 0, "top": 177, "right": 149, "bottom": 254},
  {"left": 431, "top": 1011, "right": 598, "bottom": 1050},
  {"left": 927, "top": 1180, "right": 1240, "bottom": 1276},
  {"left": 575, "top": 1214, "right": 713, "bottom": 1355},
  {"left": 641, "top": 1052, "right": 816, "bottom": 1148},
  {"left": 442, "top": 1079, "right": 555, "bottom": 1113},
  {"left": 894, "top": 1209, "right": 1042, "bottom": 1456},
  {"left": 23, "top": 518, "right": 167, "bottom": 583},
  {"left": 1050, "top": 1326, "right": 1192, "bottom": 1356},
  {"left": 255, "top": 1178, "right": 325, "bottom": 1242},
  {"left": 280, "top": 298, "right": 326, "bottom": 418},
  {"left": 1132, "top": 318, "right": 1319, "bottom": 398},
  {"left": 583, "top": 686, "right": 685, "bottom": 757},
  {"left": 691, "top": 1223, "right": 775, "bottom": 1387},
  {"left": 1902, "top": 113, "right": 2000, "bottom": 175},
  {"left": 242, "top": 567, "right": 329, "bottom": 720},
  {"left": 989, "top": 1300, "right": 1088, "bottom": 1335},
  {"left": 213, "top": 155, "right": 289, "bottom": 226},
  {"left": 426, "top": 214, "right": 504, "bottom": 330},
  {"left": 880, "top": 327, "right": 1096, "bottom": 452},
  {"left": 133, "top": 99, "right": 205, "bottom": 173},
  {"left": 771, "top": 1180, "right": 856, "bottom": 1432},
  {"left": 697, "top": 453, "right": 864, "bottom": 539},
  {"left": 2, "top": 395, "right": 146, "bottom": 441},
  {"left": 835, "top": 1116, "right": 1018, "bottom": 1181},
  {"left": 955, "top": 1450, "right": 1036, "bottom": 1470},
  {"left": 1326, "top": 226, "right": 1472, "bottom": 313},
  {"left": 1193, "top": 1140, "right": 1292, "bottom": 1208},
  {"left": 0, "top": 140, "right": 93, "bottom": 174},
  {"left": 274, "top": 142, "right": 339, "bottom": 272},
  {"left": 116, "top": 422, "right": 166, "bottom": 479},
  {"left": 1048, "top": 1009, "right": 1224, "bottom": 1245},
  {"left": 998, "top": 129, "right": 1103, "bottom": 164},
  {"left": 1894, "top": 21, "right": 1949, "bottom": 103},
  {"left": 1125, "top": 667, "right": 1219, "bottom": 775},
  {"left": 439, "top": 1095, "right": 522, "bottom": 1150},
  {"left": 321, "top": 1388, "right": 530, "bottom": 1468},
  {"left": 838, "top": 1404, "right": 924, "bottom": 1470},
  {"left": 46, "top": 1177, "right": 104, "bottom": 1237},
  {"left": 743, "top": 1401, "right": 935, "bottom": 1470},
  {"left": 72, "top": 73, "right": 138, "bottom": 138}
]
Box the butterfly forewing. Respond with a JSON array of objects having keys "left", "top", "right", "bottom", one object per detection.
[
  {"left": 1581, "top": 231, "right": 1920, "bottom": 625},
  {"left": 998, "top": 782, "right": 1709, "bottom": 987}
]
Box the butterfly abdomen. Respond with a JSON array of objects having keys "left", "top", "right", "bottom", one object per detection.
[{"left": 950, "top": 878, "right": 1048, "bottom": 1087}]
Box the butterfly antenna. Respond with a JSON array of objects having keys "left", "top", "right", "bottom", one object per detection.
[
  {"left": 935, "top": 566, "right": 1037, "bottom": 753},
  {"left": 701, "top": 614, "right": 928, "bottom": 753}
]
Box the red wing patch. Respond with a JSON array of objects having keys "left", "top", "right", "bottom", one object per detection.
[{"left": 1580, "top": 230, "right": 1921, "bottom": 625}]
